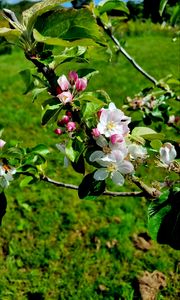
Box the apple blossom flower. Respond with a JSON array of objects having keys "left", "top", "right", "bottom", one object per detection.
[
  {"left": 0, "top": 163, "right": 16, "bottom": 189},
  {"left": 91, "top": 128, "right": 100, "bottom": 138},
  {"left": 68, "top": 71, "right": 78, "bottom": 85},
  {"left": 57, "top": 75, "right": 70, "bottom": 91},
  {"left": 0, "top": 139, "right": 6, "bottom": 148},
  {"left": 66, "top": 121, "right": 76, "bottom": 132},
  {"left": 93, "top": 153, "right": 134, "bottom": 186},
  {"left": 159, "top": 143, "right": 177, "bottom": 165},
  {"left": 128, "top": 143, "right": 147, "bottom": 160},
  {"left": 57, "top": 91, "right": 73, "bottom": 105},
  {"left": 97, "top": 102, "right": 131, "bottom": 138},
  {"left": 90, "top": 135, "right": 128, "bottom": 163},
  {"left": 75, "top": 78, "right": 87, "bottom": 92}
]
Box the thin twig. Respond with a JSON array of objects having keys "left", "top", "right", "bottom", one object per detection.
[
  {"left": 41, "top": 175, "right": 147, "bottom": 198},
  {"left": 97, "top": 19, "right": 158, "bottom": 86}
]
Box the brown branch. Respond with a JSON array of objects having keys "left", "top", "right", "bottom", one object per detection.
[
  {"left": 131, "top": 175, "right": 161, "bottom": 199},
  {"left": 41, "top": 175, "right": 149, "bottom": 198},
  {"left": 25, "top": 53, "right": 58, "bottom": 96}
]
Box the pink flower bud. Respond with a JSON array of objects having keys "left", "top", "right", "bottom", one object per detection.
[
  {"left": 54, "top": 128, "right": 63, "bottom": 135},
  {"left": 0, "top": 139, "right": 6, "bottom": 148},
  {"left": 57, "top": 91, "right": 73, "bottom": 105},
  {"left": 75, "top": 78, "right": 87, "bottom": 92},
  {"left": 66, "top": 122, "right": 76, "bottom": 132},
  {"left": 62, "top": 115, "right": 70, "bottom": 124},
  {"left": 91, "top": 128, "right": 100, "bottom": 138},
  {"left": 97, "top": 109, "right": 103, "bottom": 119},
  {"left": 110, "top": 134, "right": 124, "bottom": 144},
  {"left": 66, "top": 111, "right": 72, "bottom": 118},
  {"left": 56, "top": 86, "right": 62, "bottom": 95},
  {"left": 68, "top": 71, "right": 78, "bottom": 85},
  {"left": 57, "top": 75, "right": 70, "bottom": 91}
]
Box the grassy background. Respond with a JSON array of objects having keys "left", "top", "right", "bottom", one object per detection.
[{"left": 0, "top": 24, "right": 180, "bottom": 299}]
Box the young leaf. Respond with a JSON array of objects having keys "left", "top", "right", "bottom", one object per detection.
[
  {"left": 31, "top": 144, "right": 50, "bottom": 156},
  {"left": 20, "top": 176, "right": 35, "bottom": 188},
  {"left": 98, "top": 0, "right": 129, "bottom": 15},
  {"left": 78, "top": 172, "right": 106, "bottom": 200},
  {"left": 19, "top": 69, "right": 34, "bottom": 94},
  {"left": 41, "top": 104, "right": 61, "bottom": 125},
  {"left": 131, "top": 127, "right": 164, "bottom": 141}
]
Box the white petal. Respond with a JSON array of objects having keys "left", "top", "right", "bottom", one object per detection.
[
  {"left": 109, "top": 102, "right": 116, "bottom": 110},
  {"left": 117, "top": 160, "right": 134, "bottom": 174},
  {"left": 89, "top": 151, "right": 104, "bottom": 162},
  {"left": 111, "top": 171, "right": 124, "bottom": 186},
  {"left": 94, "top": 168, "right": 109, "bottom": 181}
]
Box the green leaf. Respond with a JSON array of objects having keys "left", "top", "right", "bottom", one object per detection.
[
  {"left": 0, "top": 27, "right": 21, "bottom": 43},
  {"left": 170, "top": 5, "right": 180, "bottom": 26},
  {"left": 41, "top": 104, "right": 61, "bottom": 126},
  {"left": 159, "top": 0, "right": 168, "bottom": 16},
  {"left": 33, "top": 29, "right": 100, "bottom": 47},
  {"left": 20, "top": 176, "right": 34, "bottom": 188},
  {"left": 22, "top": 0, "right": 70, "bottom": 30},
  {"left": 78, "top": 172, "right": 106, "bottom": 200},
  {"left": 77, "top": 68, "right": 99, "bottom": 80},
  {"left": 71, "top": 154, "right": 85, "bottom": 174},
  {"left": 34, "top": 8, "right": 106, "bottom": 46},
  {"left": 31, "top": 144, "right": 50, "bottom": 155},
  {"left": 0, "top": 192, "right": 7, "bottom": 226},
  {"left": 19, "top": 69, "right": 34, "bottom": 94},
  {"left": 53, "top": 46, "right": 87, "bottom": 67},
  {"left": 32, "top": 87, "right": 47, "bottom": 101},
  {"left": 65, "top": 139, "right": 77, "bottom": 162},
  {"left": 81, "top": 101, "right": 103, "bottom": 128},
  {"left": 150, "top": 140, "right": 162, "bottom": 151},
  {"left": 148, "top": 189, "right": 180, "bottom": 250},
  {"left": 98, "top": 0, "right": 129, "bottom": 15},
  {"left": 131, "top": 127, "right": 164, "bottom": 141}
]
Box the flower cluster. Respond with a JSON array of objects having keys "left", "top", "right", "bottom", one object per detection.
[
  {"left": 56, "top": 71, "right": 87, "bottom": 105},
  {"left": 90, "top": 103, "right": 147, "bottom": 186},
  {"left": 54, "top": 111, "right": 76, "bottom": 136}
]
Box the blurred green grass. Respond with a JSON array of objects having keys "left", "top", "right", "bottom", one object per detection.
[{"left": 0, "top": 29, "right": 180, "bottom": 299}]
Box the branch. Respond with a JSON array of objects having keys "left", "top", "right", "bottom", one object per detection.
[
  {"left": 41, "top": 175, "right": 152, "bottom": 198},
  {"left": 130, "top": 175, "right": 161, "bottom": 198},
  {"left": 25, "top": 53, "right": 58, "bottom": 96},
  {"left": 97, "top": 19, "right": 158, "bottom": 86}
]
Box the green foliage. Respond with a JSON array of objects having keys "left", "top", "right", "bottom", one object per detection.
[
  {"left": 148, "top": 188, "right": 180, "bottom": 250},
  {"left": 98, "top": 0, "right": 129, "bottom": 15},
  {"left": 78, "top": 171, "right": 106, "bottom": 199}
]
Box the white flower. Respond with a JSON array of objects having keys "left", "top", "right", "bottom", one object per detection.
[
  {"left": 128, "top": 143, "right": 147, "bottom": 160},
  {"left": 93, "top": 151, "right": 134, "bottom": 186},
  {"left": 159, "top": 143, "right": 177, "bottom": 165},
  {"left": 89, "top": 135, "right": 128, "bottom": 163},
  {"left": 97, "top": 102, "right": 131, "bottom": 137},
  {"left": 0, "top": 163, "right": 16, "bottom": 189}
]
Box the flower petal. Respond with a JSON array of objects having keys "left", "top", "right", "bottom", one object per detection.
[
  {"left": 94, "top": 168, "right": 109, "bottom": 181},
  {"left": 89, "top": 151, "right": 104, "bottom": 162},
  {"left": 117, "top": 160, "right": 134, "bottom": 174},
  {"left": 111, "top": 171, "right": 124, "bottom": 186}
]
